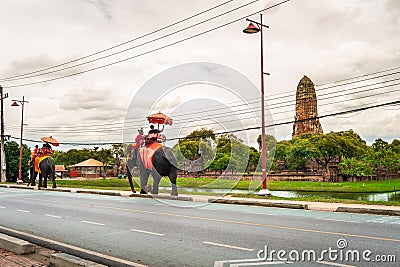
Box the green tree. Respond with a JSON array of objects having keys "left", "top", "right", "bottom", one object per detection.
[
  {"left": 96, "top": 148, "right": 113, "bottom": 176},
  {"left": 4, "top": 141, "right": 31, "bottom": 182},
  {"left": 372, "top": 138, "right": 388, "bottom": 152},
  {"left": 53, "top": 148, "right": 96, "bottom": 166},
  {"left": 246, "top": 146, "right": 260, "bottom": 173},
  {"left": 173, "top": 128, "right": 216, "bottom": 170},
  {"left": 338, "top": 157, "right": 374, "bottom": 176}
]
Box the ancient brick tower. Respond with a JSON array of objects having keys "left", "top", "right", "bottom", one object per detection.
[{"left": 292, "top": 75, "right": 323, "bottom": 138}]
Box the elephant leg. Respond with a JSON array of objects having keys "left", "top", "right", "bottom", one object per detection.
[
  {"left": 30, "top": 171, "right": 37, "bottom": 187},
  {"left": 169, "top": 171, "right": 178, "bottom": 196},
  {"left": 151, "top": 171, "right": 162, "bottom": 195},
  {"left": 43, "top": 172, "right": 48, "bottom": 188},
  {"left": 167, "top": 165, "right": 178, "bottom": 196},
  {"left": 51, "top": 172, "right": 57, "bottom": 188},
  {"left": 140, "top": 170, "right": 150, "bottom": 194},
  {"left": 127, "top": 169, "right": 136, "bottom": 193},
  {"left": 171, "top": 184, "right": 178, "bottom": 196},
  {"left": 38, "top": 174, "right": 43, "bottom": 188}
]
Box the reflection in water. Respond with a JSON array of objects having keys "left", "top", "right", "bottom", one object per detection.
[{"left": 161, "top": 187, "right": 400, "bottom": 202}]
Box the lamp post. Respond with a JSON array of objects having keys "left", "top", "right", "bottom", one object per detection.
[
  {"left": 243, "top": 14, "right": 271, "bottom": 195},
  {"left": 11, "top": 96, "right": 28, "bottom": 183}
]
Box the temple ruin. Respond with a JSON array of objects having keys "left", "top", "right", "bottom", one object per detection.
[{"left": 292, "top": 75, "right": 323, "bottom": 138}]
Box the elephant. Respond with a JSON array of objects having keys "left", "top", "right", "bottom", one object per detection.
[
  {"left": 28, "top": 157, "right": 57, "bottom": 188},
  {"left": 126, "top": 144, "right": 178, "bottom": 196}
]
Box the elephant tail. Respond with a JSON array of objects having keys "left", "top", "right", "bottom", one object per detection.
[{"left": 44, "top": 157, "right": 56, "bottom": 175}]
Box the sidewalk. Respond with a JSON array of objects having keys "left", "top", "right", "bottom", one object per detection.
[{"left": 0, "top": 246, "right": 53, "bottom": 267}]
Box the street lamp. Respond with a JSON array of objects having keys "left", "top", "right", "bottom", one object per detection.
[
  {"left": 243, "top": 14, "right": 271, "bottom": 196},
  {"left": 11, "top": 96, "right": 28, "bottom": 183}
]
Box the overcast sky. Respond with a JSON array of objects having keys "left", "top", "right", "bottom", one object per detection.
[{"left": 1, "top": 0, "right": 399, "bottom": 150}]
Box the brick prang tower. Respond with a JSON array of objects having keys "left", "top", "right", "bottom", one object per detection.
[{"left": 292, "top": 75, "right": 323, "bottom": 138}]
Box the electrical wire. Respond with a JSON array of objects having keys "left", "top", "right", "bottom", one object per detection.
[
  {"left": 0, "top": 0, "right": 235, "bottom": 82},
  {"left": 8, "top": 99, "right": 400, "bottom": 146},
  {"left": 2, "top": 0, "right": 292, "bottom": 88}
]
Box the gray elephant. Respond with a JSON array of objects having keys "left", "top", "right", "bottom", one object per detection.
[
  {"left": 28, "top": 157, "right": 57, "bottom": 188},
  {"left": 127, "top": 145, "right": 178, "bottom": 196}
]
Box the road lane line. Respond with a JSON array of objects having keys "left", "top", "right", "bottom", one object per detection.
[
  {"left": 21, "top": 196, "right": 400, "bottom": 244},
  {"left": 203, "top": 241, "right": 254, "bottom": 251},
  {"left": 80, "top": 220, "right": 105, "bottom": 226},
  {"left": 316, "top": 261, "right": 355, "bottom": 267},
  {"left": 130, "top": 228, "right": 165, "bottom": 236},
  {"left": 17, "top": 209, "right": 30, "bottom": 213},
  {"left": 0, "top": 225, "right": 146, "bottom": 267},
  {"left": 0, "top": 206, "right": 5, "bottom": 209},
  {"left": 45, "top": 214, "right": 63, "bottom": 219},
  {"left": 246, "top": 212, "right": 277, "bottom": 216},
  {"left": 315, "top": 218, "right": 361, "bottom": 224},
  {"left": 230, "top": 261, "right": 287, "bottom": 266}
]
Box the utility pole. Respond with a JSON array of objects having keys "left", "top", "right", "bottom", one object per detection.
[{"left": 0, "top": 85, "right": 8, "bottom": 182}]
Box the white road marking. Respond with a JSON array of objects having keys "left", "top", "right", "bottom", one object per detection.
[
  {"left": 130, "top": 228, "right": 165, "bottom": 236},
  {"left": 315, "top": 218, "right": 361, "bottom": 223},
  {"left": 203, "top": 241, "right": 255, "bottom": 252},
  {"left": 0, "top": 206, "right": 5, "bottom": 209},
  {"left": 154, "top": 203, "right": 165, "bottom": 206},
  {"left": 246, "top": 212, "right": 277, "bottom": 216},
  {"left": 316, "top": 261, "right": 355, "bottom": 267},
  {"left": 230, "top": 261, "right": 288, "bottom": 266},
  {"left": 17, "top": 209, "right": 30, "bottom": 213},
  {"left": 80, "top": 220, "right": 105, "bottom": 226},
  {"left": 45, "top": 214, "right": 63, "bottom": 219},
  {"left": 214, "top": 259, "right": 267, "bottom": 267}
]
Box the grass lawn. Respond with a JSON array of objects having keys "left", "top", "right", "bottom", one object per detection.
[{"left": 53, "top": 177, "right": 400, "bottom": 193}]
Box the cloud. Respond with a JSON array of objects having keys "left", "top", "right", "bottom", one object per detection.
[{"left": 88, "top": 0, "right": 112, "bottom": 20}]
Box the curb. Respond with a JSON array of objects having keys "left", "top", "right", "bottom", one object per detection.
[
  {"left": 50, "top": 252, "right": 107, "bottom": 267},
  {"left": 39, "top": 187, "right": 72, "bottom": 193},
  {"left": 208, "top": 198, "right": 308, "bottom": 209},
  {"left": 0, "top": 233, "right": 35, "bottom": 255},
  {"left": 0, "top": 184, "right": 193, "bottom": 202},
  {"left": 128, "top": 193, "right": 193, "bottom": 201},
  {"left": 76, "top": 190, "right": 121, "bottom": 196},
  {"left": 336, "top": 207, "right": 400, "bottom": 216}
]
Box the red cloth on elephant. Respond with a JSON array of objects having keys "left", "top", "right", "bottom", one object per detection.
[{"left": 139, "top": 142, "right": 162, "bottom": 170}]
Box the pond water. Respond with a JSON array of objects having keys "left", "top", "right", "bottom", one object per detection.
[{"left": 161, "top": 187, "right": 400, "bottom": 202}]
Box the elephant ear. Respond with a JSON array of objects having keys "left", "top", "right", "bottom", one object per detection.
[{"left": 162, "top": 147, "right": 178, "bottom": 168}]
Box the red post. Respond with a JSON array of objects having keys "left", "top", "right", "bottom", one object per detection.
[
  {"left": 260, "top": 14, "right": 267, "bottom": 191},
  {"left": 17, "top": 96, "right": 25, "bottom": 183},
  {"left": 12, "top": 96, "right": 27, "bottom": 183}
]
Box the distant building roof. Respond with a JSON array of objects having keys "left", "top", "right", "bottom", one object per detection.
[
  {"left": 55, "top": 165, "right": 67, "bottom": 172},
  {"left": 71, "top": 158, "right": 104, "bottom": 167}
]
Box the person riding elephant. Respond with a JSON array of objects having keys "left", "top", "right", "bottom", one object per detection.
[
  {"left": 147, "top": 125, "right": 165, "bottom": 144},
  {"left": 38, "top": 143, "right": 53, "bottom": 156}
]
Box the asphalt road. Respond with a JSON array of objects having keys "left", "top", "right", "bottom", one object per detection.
[{"left": 0, "top": 187, "right": 399, "bottom": 267}]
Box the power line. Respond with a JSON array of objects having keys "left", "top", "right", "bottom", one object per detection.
[
  {"left": 9, "top": 99, "right": 400, "bottom": 146},
  {"left": 3, "top": 0, "right": 292, "bottom": 88},
  {"left": 315, "top": 66, "right": 400, "bottom": 87},
  {"left": 6, "top": 81, "right": 400, "bottom": 134},
  {"left": 2, "top": 0, "right": 259, "bottom": 83},
  {"left": 0, "top": 0, "right": 235, "bottom": 82}
]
